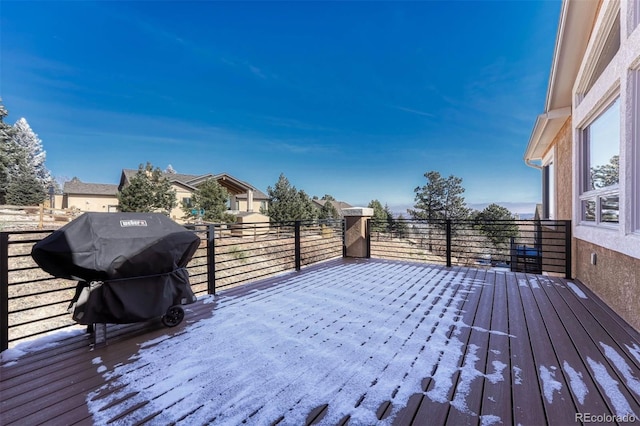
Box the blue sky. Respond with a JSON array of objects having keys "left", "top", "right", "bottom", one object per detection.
[{"left": 1, "top": 1, "right": 561, "bottom": 214}]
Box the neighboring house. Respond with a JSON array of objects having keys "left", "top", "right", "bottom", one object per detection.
[
  {"left": 524, "top": 0, "right": 640, "bottom": 330},
  {"left": 62, "top": 178, "right": 119, "bottom": 213},
  {"left": 118, "top": 170, "right": 269, "bottom": 221},
  {"left": 311, "top": 199, "right": 353, "bottom": 218}
]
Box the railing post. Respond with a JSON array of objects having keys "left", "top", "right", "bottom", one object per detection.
[
  {"left": 207, "top": 225, "right": 216, "bottom": 295},
  {"left": 342, "top": 219, "right": 347, "bottom": 258},
  {"left": 295, "top": 221, "right": 301, "bottom": 271},
  {"left": 446, "top": 220, "right": 452, "bottom": 267},
  {"left": 366, "top": 218, "right": 371, "bottom": 259},
  {"left": 342, "top": 208, "right": 374, "bottom": 258},
  {"left": 1, "top": 233, "right": 9, "bottom": 352},
  {"left": 565, "top": 220, "right": 572, "bottom": 279}
]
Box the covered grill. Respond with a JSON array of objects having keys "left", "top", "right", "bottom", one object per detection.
[{"left": 32, "top": 212, "right": 201, "bottom": 327}]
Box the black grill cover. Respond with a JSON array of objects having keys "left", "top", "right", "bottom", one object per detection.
[
  {"left": 32, "top": 212, "right": 200, "bottom": 282},
  {"left": 31, "top": 213, "right": 201, "bottom": 324}
]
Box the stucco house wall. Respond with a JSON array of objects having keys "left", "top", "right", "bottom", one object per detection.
[
  {"left": 575, "top": 239, "right": 640, "bottom": 331},
  {"left": 552, "top": 118, "right": 573, "bottom": 221},
  {"left": 64, "top": 195, "right": 119, "bottom": 213},
  {"left": 62, "top": 179, "right": 119, "bottom": 213},
  {"left": 526, "top": 0, "right": 640, "bottom": 331}
]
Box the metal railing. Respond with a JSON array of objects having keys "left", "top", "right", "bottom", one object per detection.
[
  {"left": 2, "top": 217, "right": 570, "bottom": 351},
  {"left": 0, "top": 219, "right": 344, "bottom": 351},
  {"left": 368, "top": 218, "right": 571, "bottom": 277},
  {"left": 198, "top": 219, "right": 344, "bottom": 293}
]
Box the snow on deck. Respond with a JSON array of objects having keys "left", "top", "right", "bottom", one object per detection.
[{"left": 2, "top": 258, "right": 640, "bottom": 425}]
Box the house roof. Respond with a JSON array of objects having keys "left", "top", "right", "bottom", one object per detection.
[
  {"left": 63, "top": 179, "right": 118, "bottom": 196},
  {"left": 236, "top": 188, "right": 269, "bottom": 200},
  {"left": 524, "top": 0, "right": 599, "bottom": 164},
  {"left": 312, "top": 199, "right": 353, "bottom": 212},
  {"left": 119, "top": 170, "right": 264, "bottom": 196}
]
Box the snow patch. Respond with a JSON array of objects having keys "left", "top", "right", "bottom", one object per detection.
[
  {"left": 513, "top": 366, "right": 523, "bottom": 385},
  {"left": 566, "top": 282, "right": 587, "bottom": 299},
  {"left": 600, "top": 342, "right": 640, "bottom": 396},
  {"left": 469, "top": 326, "right": 515, "bottom": 338},
  {"left": 481, "top": 414, "right": 503, "bottom": 426},
  {"left": 528, "top": 279, "right": 541, "bottom": 289},
  {"left": 626, "top": 343, "right": 640, "bottom": 364},
  {"left": 539, "top": 365, "right": 562, "bottom": 403},
  {"left": 562, "top": 361, "right": 588, "bottom": 404},
  {"left": 587, "top": 357, "right": 637, "bottom": 417},
  {"left": 0, "top": 327, "right": 85, "bottom": 364}
]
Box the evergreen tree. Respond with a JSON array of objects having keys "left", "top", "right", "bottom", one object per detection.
[
  {"left": 590, "top": 155, "right": 619, "bottom": 189},
  {"left": 471, "top": 203, "right": 519, "bottom": 248},
  {"left": 297, "top": 190, "right": 317, "bottom": 221},
  {"left": 184, "top": 178, "right": 235, "bottom": 223},
  {"left": 117, "top": 162, "right": 177, "bottom": 213},
  {"left": 12, "top": 118, "right": 51, "bottom": 186},
  {"left": 368, "top": 200, "right": 388, "bottom": 232},
  {"left": 265, "top": 173, "right": 317, "bottom": 222},
  {"left": 5, "top": 162, "right": 46, "bottom": 205},
  {"left": 393, "top": 213, "right": 409, "bottom": 238},
  {"left": 408, "top": 171, "right": 470, "bottom": 224},
  {"left": 384, "top": 203, "right": 400, "bottom": 232},
  {"left": 318, "top": 195, "right": 339, "bottom": 220},
  {"left": 0, "top": 99, "right": 18, "bottom": 203}
]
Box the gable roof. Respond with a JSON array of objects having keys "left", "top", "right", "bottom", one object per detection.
[
  {"left": 524, "top": 0, "right": 599, "bottom": 164},
  {"left": 64, "top": 179, "right": 118, "bottom": 196},
  {"left": 312, "top": 199, "right": 353, "bottom": 212},
  {"left": 236, "top": 188, "right": 269, "bottom": 200},
  {"left": 118, "top": 170, "right": 261, "bottom": 195}
]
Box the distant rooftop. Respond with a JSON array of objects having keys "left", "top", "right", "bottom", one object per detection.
[{"left": 63, "top": 179, "right": 118, "bottom": 196}]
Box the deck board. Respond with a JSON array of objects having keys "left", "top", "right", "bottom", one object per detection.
[
  {"left": 480, "top": 271, "right": 512, "bottom": 425},
  {"left": 2, "top": 258, "right": 640, "bottom": 425}
]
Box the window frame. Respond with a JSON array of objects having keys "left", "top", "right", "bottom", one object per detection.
[
  {"left": 578, "top": 96, "right": 621, "bottom": 227},
  {"left": 633, "top": 69, "right": 640, "bottom": 233},
  {"left": 571, "top": 0, "right": 640, "bottom": 259},
  {"left": 542, "top": 151, "right": 555, "bottom": 220}
]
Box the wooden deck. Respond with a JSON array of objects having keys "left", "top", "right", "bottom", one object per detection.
[{"left": 1, "top": 258, "right": 639, "bottom": 425}]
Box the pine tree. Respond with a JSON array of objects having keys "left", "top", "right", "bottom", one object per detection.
[
  {"left": 318, "top": 195, "right": 339, "bottom": 220},
  {"left": 408, "top": 171, "right": 470, "bottom": 224},
  {"left": 368, "top": 200, "right": 388, "bottom": 232},
  {"left": 265, "top": 173, "right": 317, "bottom": 223},
  {"left": 0, "top": 99, "right": 18, "bottom": 204},
  {"left": 12, "top": 118, "right": 51, "bottom": 186},
  {"left": 590, "top": 155, "right": 619, "bottom": 190},
  {"left": 118, "top": 162, "right": 177, "bottom": 213},
  {"left": 184, "top": 178, "right": 235, "bottom": 223},
  {"left": 5, "top": 163, "right": 46, "bottom": 205},
  {"left": 471, "top": 203, "right": 518, "bottom": 248}
]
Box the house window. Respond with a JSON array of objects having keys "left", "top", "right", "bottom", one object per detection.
[
  {"left": 182, "top": 197, "right": 192, "bottom": 208},
  {"left": 580, "top": 97, "right": 620, "bottom": 225}
]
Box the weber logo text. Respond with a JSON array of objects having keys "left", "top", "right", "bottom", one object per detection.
[{"left": 120, "top": 220, "right": 148, "bottom": 227}]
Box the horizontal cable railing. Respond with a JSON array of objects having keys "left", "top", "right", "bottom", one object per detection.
[
  {"left": 1, "top": 219, "right": 344, "bottom": 350},
  {"left": 202, "top": 219, "right": 344, "bottom": 293},
  {"left": 369, "top": 218, "right": 571, "bottom": 277},
  {"left": 0, "top": 229, "right": 211, "bottom": 350}
]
